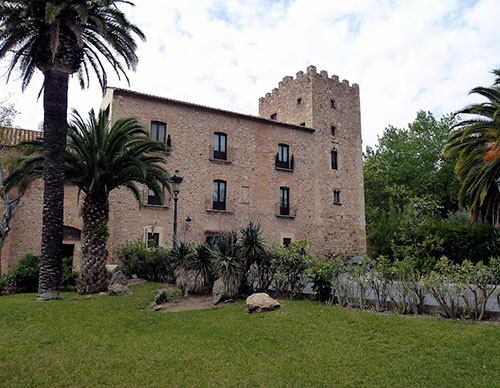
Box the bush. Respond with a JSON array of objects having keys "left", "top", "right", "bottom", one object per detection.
[
  {"left": 273, "top": 240, "right": 315, "bottom": 298},
  {"left": 308, "top": 261, "right": 335, "bottom": 302},
  {"left": 8, "top": 254, "right": 40, "bottom": 293},
  {"left": 210, "top": 232, "right": 244, "bottom": 298},
  {"left": 118, "top": 240, "right": 172, "bottom": 282},
  {"left": 0, "top": 274, "right": 9, "bottom": 293},
  {"left": 62, "top": 257, "right": 79, "bottom": 289}
]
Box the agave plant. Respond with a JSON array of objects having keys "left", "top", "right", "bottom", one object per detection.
[{"left": 210, "top": 231, "right": 243, "bottom": 298}]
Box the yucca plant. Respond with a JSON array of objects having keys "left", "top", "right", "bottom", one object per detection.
[
  {"left": 169, "top": 242, "right": 194, "bottom": 292},
  {"left": 210, "top": 231, "right": 243, "bottom": 298},
  {"left": 239, "top": 221, "right": 266, "bottom": 293},
  {"left": 188, "top": 243, "right": 215, "bottom": 294}
]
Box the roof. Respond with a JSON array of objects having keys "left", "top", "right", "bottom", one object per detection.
[
  {"left": 110, "top": 87, "right": 315, "bottom": 133},
  {"left": 0, "top": 127, "right": 43, "bottom": 147}
]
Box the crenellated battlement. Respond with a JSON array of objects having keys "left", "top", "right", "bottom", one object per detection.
[{"left": 259, "top": 65, "right": 359, "bottom": 107}]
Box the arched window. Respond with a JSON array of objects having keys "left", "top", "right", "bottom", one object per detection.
[
  {"left": 63, "top": 226, "right": 81, "bottom": 241},
  {"left": 213, "top": 180, "right": 227, "bottom": 210},
  {"left": 151, "top": 121, "right": 167, "bottom": 143}
]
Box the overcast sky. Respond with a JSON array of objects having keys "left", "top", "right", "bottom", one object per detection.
[{"left": 0, "top": 0, "right": 499, "bottom": 148}]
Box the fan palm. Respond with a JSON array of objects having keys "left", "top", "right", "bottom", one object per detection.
[
  {"left": 5, "top": 109, "right": 170, "bottom": 294},
  {"left": 445, "top": 70, "right": 500, "bottom": 226},
  {"left": 0, "top": 0, "right": 145, "bottom": 300}
]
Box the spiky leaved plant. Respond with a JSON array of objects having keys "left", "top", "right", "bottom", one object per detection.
[
  {"left": 169, "top": 242, "right": 194, "bottom": 292},
  {"left": 210, "top": 231, "right": 243, "bottom": 298},
  {"left": 188, "top": 243, "right": 215, "bottom": 294}
]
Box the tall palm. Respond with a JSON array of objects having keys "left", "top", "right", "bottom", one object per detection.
[
  {"left": 0, "top": 0, "right": 145, "bottom": 300},
  {"left": 5, "top": 109, "right": 170, "bottom": 294},
  {"left": 445, "top": 70, "right": 500, "bottom": 226}
]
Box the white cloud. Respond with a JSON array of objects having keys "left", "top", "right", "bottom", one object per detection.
[{"left": 0, "top": 0, "right": 499, "bottom": 148}]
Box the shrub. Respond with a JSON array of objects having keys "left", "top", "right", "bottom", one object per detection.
[
  {"left": 189, "top": 243, "right": 215, "bottom": 294},
  {"left": 248, "top": 248, "right": 278, "bottom": 293},
  {"left": 0, "top": 274, "right": 9, "bottom": 293},
  {"left": 273, "top": 240, "right": 315, "bottom": 298},
  {"left": 389, "top": 257, "right": 429, "bottom": 314},
  {"left": 8, "top": 254, "right": 40, "bottom": 293},
  {"left": 366, "top": 256, "right": 392, "bottom": 311},
  {"left": 308, "top": 261, "right": 335, "bottom": 302},
  {"left": 62, "top": 257, "right": 79, "bottom": 289},
  {"left": 154, "top": 290, "right": 170, "bottom": 304},
  {"left": 169, "top": 242, "right": 195, "bottom": 292},
  {"left": 118, "top": 240, "right": 172, "bottom": 282}
]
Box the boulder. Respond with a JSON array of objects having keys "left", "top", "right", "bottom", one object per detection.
[
  {"left": 212, "top": 278, "right": 225, "bottom": 305},
  {"left": 109, "top": 269, "right": 128, "bottom": 287},
  {"left": 108, "top": 284, "right": 131, "bottom": 296},
  {"left": 245, "top": 293, "right": 280, "bottom": 314}
]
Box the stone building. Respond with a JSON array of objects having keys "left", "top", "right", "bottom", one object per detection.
[{"left": 1, "top": 65, "right": 366, "bottom": 273}]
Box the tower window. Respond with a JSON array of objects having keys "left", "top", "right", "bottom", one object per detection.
[
  {"left": 333, "top": 190, "right": 341, "bottom": 205},
  {"left": 297, "top": 97, "right": 302, "bottom": 105},
  {"left": 330, "top": 99, "right": 336, "bottom": 109},
  {"left": 280, "top": 187, "right": 290, "bottom": 216},
  {"left": 300, "top": 122, "right": 305, "bottom": 127},
  {"left": 270, "top": 113, "right": 277, "bottom": 120},
  {"left": 331, "top": 150, "right": 338, "bottom": 170},
  {"left": 213, "top": 132, "right": 227, "bottom": 160},
  {"left": 213, "top": 180, "right": 227, "bottom": 211},
  {"left": 151, "top": 121, "right": 167, "bottom": 143},
  {"left": 331, "top": 125, "right": 336, "bottom": 137}
]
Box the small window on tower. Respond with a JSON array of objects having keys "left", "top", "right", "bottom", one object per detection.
[
  {"left": 331, "top": 125, "right": 336, "bottom": 137},
  {"left": 297, "top": 97, "right": 302, "bottom": 105},
  {"left": 333, "top": 190, "right": 341, "bottom": 205},
  {"left": 330, "top": 99, "right": 336, "bottom": 109},
  {"left": 300, "top": 122, "right": 305, "bottom": 127},
  {"left": 270, "top": 113, "right": 277, "bottom": 120}
]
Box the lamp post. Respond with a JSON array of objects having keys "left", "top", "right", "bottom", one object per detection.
[{"left": 171, "top": 169, "right": 183, "bottom": 249}]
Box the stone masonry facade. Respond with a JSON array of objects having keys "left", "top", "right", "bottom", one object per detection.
[{"left": 1, "top": 65, "right": 366, "bottom": 273}]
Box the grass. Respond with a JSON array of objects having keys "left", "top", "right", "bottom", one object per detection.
[{"left": 1, "top": 283, "right": 499, "bottom": 388}]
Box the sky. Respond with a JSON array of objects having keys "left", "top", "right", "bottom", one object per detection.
[{"left": 0, "top": 0, "right": 499, "bottom": 149}]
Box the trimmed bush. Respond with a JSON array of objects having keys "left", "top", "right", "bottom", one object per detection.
[{"left": 8, "top": 254, "right": 40, "bottom": 293}]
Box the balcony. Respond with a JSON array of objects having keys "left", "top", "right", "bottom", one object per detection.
[
  {"left": 205, "top": 196, "right": 234, "bottom": 213},
  {"left": 275, "top": 154, "right": 294, "bottom": 171},
  {"left": 275, "top": 203, "right": 297, "bottom": 218},
  {"left": 209, "top": 145, "right": 232, "bottom": 164}
]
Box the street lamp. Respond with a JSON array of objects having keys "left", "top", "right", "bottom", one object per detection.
[{"left": 171, "top": 169, "right": 183, "bottom": 249}]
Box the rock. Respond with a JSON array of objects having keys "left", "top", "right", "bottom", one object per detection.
[
  {"left": 99, "top": 292, "right": 107, "bottom": 296},
  {"left": 108, "top": 284, "right": 131, "bottom": 296},
  {"left": 212, "top": 278, "right": 225, "bottom": 305},
  {"left": 106, "top": 264, "right": 119, "bottom": 273},
  {"left": 109, "top": 269, "right": 128, "bottom": 287},
  {"left": 245, "top": 293, "right": 280, "bottom": 314}
]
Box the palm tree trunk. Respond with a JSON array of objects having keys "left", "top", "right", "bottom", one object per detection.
[
  {"left": 37, "top": 69, "right": 69, "bottom": 301},
  {"left": 78, "top": 193, "right": 110, "bottom": 295}
]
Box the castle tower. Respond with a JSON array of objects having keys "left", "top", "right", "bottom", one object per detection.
[{"left": 259, "top": 65, "right": 366, "bottom": 255}]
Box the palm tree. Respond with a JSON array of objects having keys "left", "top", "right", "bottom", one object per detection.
[
  {"left": 5, "top": 109, "right": 170, "bottom": 294},
  {"left": 0, "top": 0, "right": 145, "bottom": 300},
  {"left": 445, "top": 70, "right": 500, "bottom": 226}
]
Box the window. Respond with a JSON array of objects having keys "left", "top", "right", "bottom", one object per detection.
[
  {"left": 300, "top": 122, "right": 306, "bottom": 127},
  {"left": 330, "top": 99, "right": 336, "bottom": 109},
  {"left": 283, "top": 238, "right": 292, "bottom": 247},
  {"left": 213, "top": 180, "right": 227, "bottom": 210},
  {"left": 297, "top": 97, "right": 302, "bottom": 105},
  {"left": 213, "top": 132, "right": 227, "bottom": 160},
  {"left": 270, "top": 113, "right": 277, "bottom": 120},
  {"left": 331, "top": 150, "right": 338, "bottom": 170},
  {"left": 63, "top": 226, "right": 81, "bottom": 241},
  {"left": 147, "top": 232, "right": 159, "bottom": 247},
  {"left": 276, "top": 144, "right": 290, "bottom": 169},
  {"left": 331, "top": 125, "right": 336, "bottom": 137},
  {"left": 333, "top": 190, "right": 341, "bottom": 205},
  {"left": 147, "top": 184, "right": 164, "bottom": 206},
  {"left": 280, "top": 187, "right": 290, "bottom": 216},
  {"left": 151, "top": 121, "right": 166, "bottom": 143}
]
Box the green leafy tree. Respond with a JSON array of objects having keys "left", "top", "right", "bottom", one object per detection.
[
  {"left": 0, "top": 0, "right": 145, "bottom": 300},
  {"left": 5, "top": 109, "right": 170, "bottom": 294},
  {"left": 444, "top": 69, "right": 500, "bottom": 226}
]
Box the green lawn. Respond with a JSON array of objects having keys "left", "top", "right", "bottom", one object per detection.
[{"left": 1, "top": 284, "right": 499, "bottom": 388}]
